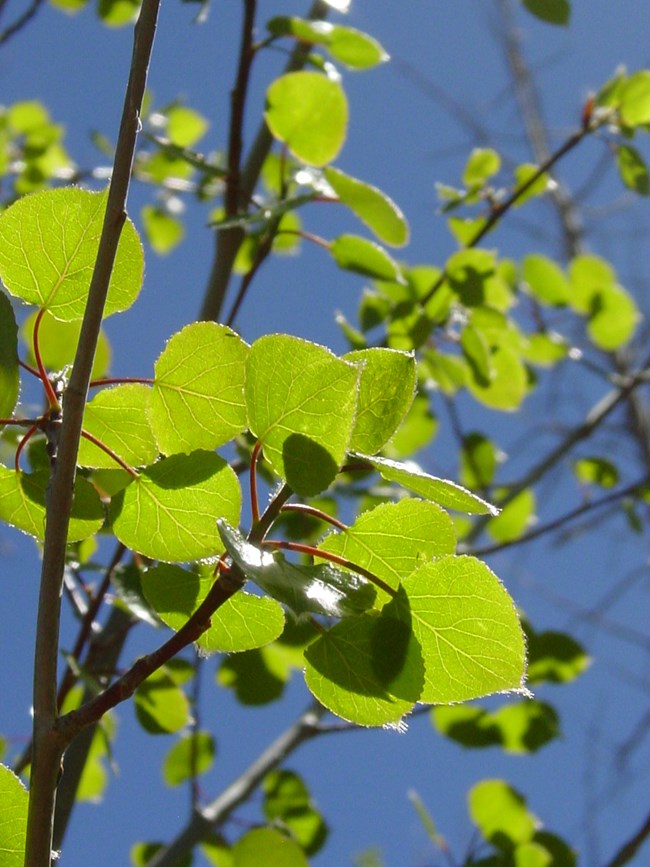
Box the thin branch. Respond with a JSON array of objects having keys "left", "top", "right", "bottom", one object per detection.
[
  {"left": 146, "top": 701, "right": 327, "bottom": 867},
  {"left": 25, "top": 0, "right": 160, "bottom": 863},
  {"left": 601, "top": 807, "right": 650, "bottom": 867},
  {"left": 0, "top": 0, "right": 43, "bottom": 46},
  {"left": 198, "top": 0, "right": 332, "bottom": 322}
]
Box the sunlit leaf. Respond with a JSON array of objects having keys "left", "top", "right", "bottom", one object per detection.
[
  {"left": 317, "top": 499, "right": 456, "bottom": 602},
  {"left": 265, "top": 72, "right": 347, "bottom": 167},
  {"left": 268, "top": 18, "right": 388, "bottom": 69},
  {"left": 460, "top": 432, "right": 498, "bottom": 490},
  {"left": 0, "top": 764, "right": 27, "bottom": 867},
  {"left": 232, "top": 827, "right": 308, "bottom": 867},
  {"left": 343, "top": 348, "right": 416, "bottom": 454},
  {"left": 110, "top": 451, "right": 241, "bottom": 562},
  {"left": 0, "top": 465, "right": 104, "bottom": 542},
  {"left": 619, "top": 70, "right": 650, "bottom": 126},
  {"left": 358, "top": 454, "right": 498, "bottom": 515},
  {"left": 245, "top": 334, "right": 359, "bottom": 496},
  {"left": 263, "top": 769, "right": 328, "bottom": 856},
  {"left": 141, "top": 563, "right": 285, "bottom": 652},
  {"left": 218, "top": 520, "right": 376, "bottom": 619},
  {"left": 463, "top": 148, "right": 500, "bottom": 187},
  {"left": 525, "top": 626, "right": 591, "bottom": 684},
  {"left": 77, "top": 384, "right": 158, "bottom": 469},
  {"left": 325, "top": 167, "right": 408, "bottom": 246},
  {"left": 466, "top": 345, "right": 528, "bottom": 411},
  {"left": 469, "top": 779, "right": 538, "bottom": 848},
  {"left": 432, "top": 700, "right": 560, "bottom": 753},
  {"left": 522, "top": 254, "right": 570, "bottom": 306},
  {"left": 383, "top": 393, "right": 438, "bottom": 459},
  {"left": 0, "top": 291, "right": 19, "bottom": 418},
  {"left": 0, "top": 188, "right": 143, "bottom": 321},
  {"left": 616, "top": 144, "right": 650, "bottom": 195},
  {"left": 166, "top": 105, "right": 209, "bottom": 148},
  {"left": 150, "top": 322, "right": 249, "bottom": 454},
  {"left": 330, "top": 234, "right": 403, "bottom": 282},
  {"left": 574, "top": 456, "right": 618, "bottom": 488},
  {"left": 163, "top": 731, "right": 216, "bottom": 786},
  {"left": 98, "top": 0, "right": 141, "bottom": 26},
  {"left": 141, "top": 205, "right": 185, "bottom": 255},
  {"left": 487, "top": 489, "right": 536, "bottom": 543},
  {"left": 134, "top": 668, "right": 190, "bottom": 734},
  {"left": 21, "top": 309, "right": 111, "bottom": 379}
]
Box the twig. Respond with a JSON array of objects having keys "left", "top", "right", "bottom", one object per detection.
[
  {"left": 601, "top": 806, "right": 650, "bottom": 867},
  {"left": 0, "top": 0, "right": 43, "bottom": 46},
  {"left": 25, "top": 0, "right": 160, "bottom": 863},
  {"left": 146, "top": 701, "right": 327, "bottom": 867}
]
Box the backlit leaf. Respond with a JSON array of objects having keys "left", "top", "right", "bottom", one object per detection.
[
  {"left": 218, "top": 520, "right": 376, "bottom": 619},
  {"left": 616, "top": 144, "right": 650, "bottom": 195},
  {"left": 134, "top": 668, "right": 190, "bottom": 734},
  {"left": 383, "top": 393, "right": 438, "bottom": 459},
  {"left": 317, "top": 499, "right": 456, "bottom": 601},
  {"left": 166, "top": 105, "right": 209, "bottom": 148},
  {"left": 466, "top": 345, "right": 528, "bottom": 411},
  {"left": 141, "top": 205, "right": 185, "bottom": 255},
  {"left": 487, "top": 489, "right": 536, "bottom": 543},
  {"left": 232, "top": 827, "right": 308, "bottom": 867},
  {"left": 463, "top": 148, "right": 500, "bottom": 187},
  {"left": 110, "top": 451, "right": 241, "bottom": 562},
  {"left": 325, "top": 167, "right": 408, "bottom": 246},
  {"left": 525, "top": 627, "right": 590, "bottom": 684},
  {"left": 358, "top": 454, "right": 498, "bottom": 515},
  {"left": 0, "top": 764, "right": 27, "bottom": 867},
  {"left": 469, "top": 779, "right": 537, "bottom": 848},
  {"left": 268, "top": 18, "right": 388, "bottom": 70},
  {"left": 245, "top": 335, "right": 359, "bottom": 496},
  {"left": 0, "top": 291, "right": 19, "bottom": 418},
  {"left": 343, "top": 348, "right": 416, "bottom": 453},
  {"left": 401, "top": 557, "right": 527, "bottom": 703},
  {"left": 163, "top": 731, "right": 215, "bottom": 786},
  {"left": 77, "top": 384, "right": 158, "bottom": 469},
  {"left": 432, "top": 700, "right": 560, "bottom": 753},
  {"left": 619, "top": 70, "right": 650, "bottom": 126},
  {"left": 265, "top": 72, "right": 347, "bottom": 167},
  {"left": 587, "top": 282, "right": 639, "bottom": 351},
  {"left": 21, "top": 309, "right": 111, "bottom": 379},
  {"left": 331, "top": 234, "right": 403, "bottom": 282},
  {"left": 304, "top": 599, "right": 424, "bottom": 725},
  {"left": 460, "top": 432, "right": 498, "bottom": 490},
  {"left": 150, "top": 322, "right": 249, "bottom": 454},
  {"left": 141, "top": 563, "right": 285, "bottom": 652},
  {"left": 0, "top": 188, "right": 143, "bottom": 321},
  {"left": 263, "top": 769, "right": 328, "bottom": 856},
  {"left": 522, "top": 254, "right": 570, "bottom": 306},
  {"left": 0, "top": 465, "right": 104, "bottom": 542}
]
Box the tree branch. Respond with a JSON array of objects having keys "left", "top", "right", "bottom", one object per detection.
[
  {"left": 25, "top": 1, "right": 160, "bottom": 863},
  {"left": 147, "top": 701, "right": 327, "bottom": 867},
  {"left": 601, "top": 806, "right": 650, "bottom": 867}
]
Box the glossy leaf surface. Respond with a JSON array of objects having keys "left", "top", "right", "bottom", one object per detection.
[
  {"left": 0, "top": 188, "right": 143, "bottom": 321},
  {"left": 219, "top": 520, "right": 376, "bottom": 619},
  {"left": 358, "top": 454, "right": 498, "bottom": 515},
  {"left": 111, "top": 451, "right": 241, "bottom": 562},
  {"left": 150, "top": 322, "right": 249, "bottom": 454}
]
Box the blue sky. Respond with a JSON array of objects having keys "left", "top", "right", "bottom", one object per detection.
[{"left": 2, "top": 1, "right": 650, "bottom": 865}]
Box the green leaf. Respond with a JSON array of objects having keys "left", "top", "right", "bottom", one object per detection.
[
  {"left": 358, "top": 454, "right": 499, "bottom": 515},
  {"left": 523, "top": 332, "right": 568, "bottom": 367},
  {"left": 469, "top": 779, "right": 538, "bottom": 849},
  {"left": 141, "top": 563, "right": 285, "bottom": 652},
  {"left": 0, "top": 465, "right": 104, "bottom": 542},
  {"left": 98, "top": 0, "right": 141, "bottom": 26},
  {"left": 445, "top": 248, "right": 496, "bottom": 306},
  {"left": 166, "top": 105, "right": 209, "bottom": 148},
  {"left": 245, "top": 334, "right": 360, "bottom": 496},
  {"left": 401, "top": 556, "right": 527, "bottom": 703},
  {"left": 616, "top": 144, "right": 650, "bottom": 195},
  {"left": 324, "top": 167, "right": 408, "bottom": 246},
  {"left": 317, "top": 499, "right": 456, "bottom": 601},
  {"left": 0, "top": 291, "right": 19, "bottom": 418},
  {"left": 268, "top": 18, "right": 388, "bottom": 70},
  {"left": 574, "top": 456, "right": 618, "bottom": 488},
  {"left": 0, "top": 188, "right": 143, "bottom": 321},
  {"left": 343, "top": 348, "right": 416, "bottom": 454},
  {"left": 0, "top": 764, "right": 27, "bottom": 867},
  {"left": 463, "top": 148, "right": 501, "bottom": 187},
  {"left": 304, "top": 598, "right": 425, "bottom": 726},
  {"left": 525, "top": 626, "right": 590, "bottom": 684},
  {"left": 141, "top": 205, "right": 185, "bottom": 255},
  {"left": 383, "top": 393, "right": 438, "bottom": 459},
  {"left": 521, "top": 0, "right": 570, "bottom": 26},
  {"left": 218, "top": 520, "right": 376, "bottom": 619},
  {"left": 134, "top": 668, "right": 190, "bottom": 734},
  {"left": 461, "top": 325, "right": 493, "bottom": 386},
  {"left": 77, "top": 384, "right": 158, "bottom": 469},
  {"left": 522, "top": 254, "right": 570, "bottom": 306},
  {"left": 21, "top": 309, "right": 111, "bottom": 379},
  {"left": 232, "top": 827, "right": 308, "bottom": 867},
  {"left": 150, "top": 322, "right": 249, "bottom": 454},
  {"left": 460, "top": 432, "right": 498, "bottom": 490},
  {"left": 218, "top": 647, "right": 289, "bottom": 706},
  {"left": 587, "top": 281, "right": 639, "bottom": 351},
  {"left": 487, "top": 489, "right": 536, "bottom": 543},
  {"left": 163, "top": 731, "right": 216, "bottom": 786},
  {"left": 265, "top": 72, "right": 347, "bottom": 167},
  {"left": 568, "top": 254, "right": 616, "bottom": 314},
  {"left": 619, "top": 70, "right": 650, "bottom": 126},
  {"left": 330, "top": 234, "right": 403, "bottom": 282},
  {"left": 432, "top": 700, "right": 560, "bottom": 754},
  {"left": 513, "top": 163, "right": 549, "bottom": 205},
  {"left": 263, "top": 769, "right": 328, "bottom": 856},
  {"left": 110, "top": 451, "right": 241, "bottom": 562},
  {"left": 466, "top": 345, "right": 528, "bottom": 411}
]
